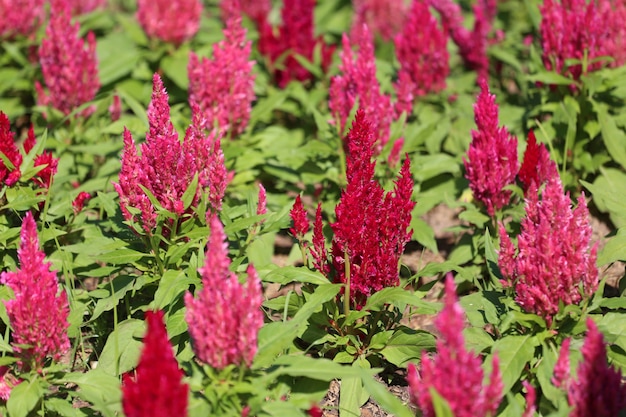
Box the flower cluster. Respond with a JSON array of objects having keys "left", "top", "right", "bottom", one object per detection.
[
  {"left": 136, "top": 0, "right": 202, "bottom": 46},
  {"left": 185, "top": 216, "right": 264, "bottom": 369},
  {"left": 188, "top": 0, "right": 255, "bottom": 138},
  {"left": 222, "top": 0, "right": 270, "bottom": 25},
  {"left": 122, "top": 310, "right": 188, "bottom": 417},
  {"left": 498, "top": 176, "right": 598, "bottom": 325},
  {"left": 553, "top": 319, "right": 626, "bottom": 416},
  {"left": 0, "top": 0, "right": 45, "bottom": 39},
  {"left": 36, "top": 0, "right": 100, "bottom": 117},
  {"left": 68, "top": 0, "right": 105, "bottom": 15},
  {"left": 304, "top": 111, "right": 414, "bottom": 308},
  {"left": 394, "top": 0, "right": 449, "bottom": 99},
  {"left": 464, "top": 80, "right": 518, "bottom": 216},
  {"left": 428, "top": 0, "right": 496, "bottom": 78},
  {"left": 352, "top": 0, "right": 409, "bottom": 40},
  {"left": 0, "top": 212, "right": 70, "bottom": 371},
  {"left": 329, "top": 24, "right": 394, "bottom": 152},
  {"left": 0, "top": 112, "right": 58, "bottom": 189},
  {"left": 114, "top": 74, "right": 228, "bottom": 235},
  {"left": 518, "top": 130, "right": 555, "bottom": 193},
  {"left": 258, "top": 0, "right": 334, "bottom": 87},
  {"left": 540, "top": 0, "right": 626, "bottom": 82},
  {"left": 408, "top": 276, "right": 503, "bottom": 417}
]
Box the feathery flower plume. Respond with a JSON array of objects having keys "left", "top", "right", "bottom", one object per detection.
[
  {"left": 0, "top": 112, "right": 23, "bottom": 186},
  {"left": 552, "top": 338, "right": 571, "bottom": 389},
  {"left": 136, "top": 0, "right": 202, "bottom": 46},
  {"left": 122, "top": 310, "right": 188, "bottom": 417},
  {"left": 258, "top": 0, "right": 334, "bottom": 87},
  {"left": 24, "top": 126, "right": 59, "bottom": 189},
  {"left": 0, "top": 0, "right": 45, "bottom": 39},
  {"left": 256, "top": 184, "right": 267, "bottom": 216},
  {"left": 329, "top": 24, "right": 394, "bottom": 152},
  {"left": 290, "top": 195, "right": 309, "bottom": 241},
  {"left": 114, "top": 74, "right": 228, "bottom": 234},
  {"left": 464, "top": 80, "right": 518, "bottom": 216},
  {"left": 188, "top": 0, "right": 255, "bottom": 138},
  {"left": 498, "top": 176, "right": 598, "bottom": 325},
  {"left": 428, "top": 0, "right": 496, "bottom": 78},
  {"left": 522, "top": 381, "right": 536, "bottom": 417},
  {"left": 313, "top": 111, "right": 415, "bottom": 308},
  {"left": 540, "top": 0, "right": 626, "bottom": 82},
  {"left": 0, "top": 212, "right": 70, "bottom": 371},
  {"left": 408, "top": 275, "right": 502, "bottom": 417},
  {"left": 68, "top": 0, "right": 106, "bottom": 15},
  {"left": 185, "top": 216, "right": 264, "bottom": 369},
  {"left": 352, "top": 0, "right": 409, "bottom": 40},
  {"left": 553, "top": 319, "right": 626, "bottom": 417},
  {"left": 221, "top": 0, "right": 270, "bottom": 25},
  {"left": 394, "top": 0, "right": 449, "bottom": 98},
  {"left": 0, "top": 367, "right": 20, "bottom": 401},
  {"left": 72, "top": 191, "right": 92, "bottom": 214},
  {"left": 311, "top": 203, "right": 329, "bottom": 275},
  {"left": 36, "top": 0, "right": 100, "bottom": 117},
  {"left": 109, "top": 94, "right": 122, "bottom": 122},
  {"left": 518, "top": 130, "right": 556, "bottom": 193}
]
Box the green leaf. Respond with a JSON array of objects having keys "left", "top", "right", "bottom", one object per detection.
[
  {"left": 594, "top": 103, "right": 626, "bottom": 170},
  {"left": 261, "top": 266, "right": 330, "bottom": 286},
  {"left": 364, "top": 287, "right": 440, "bottom": 314},
  {"left": 484, "top": 228, "right": 502, "bottom": 281},
  {"left": 339, "top": 376, "right": 366, "bottom": 417},
  {"left": 410, "top": 217, "right": 438, "bottom": 253},
  {"left": 7, "top": 377, "right": 42, "bottom": 417},
  {"left": 526, "top": 71, "right": 575, "bottom": 85},
  {"left": 90, "top": 275, "right": 139, "bottom": 322},
  {"left": 93, "top": 248, "right": 146, "bottom": 265},
  {"left": 154, "top": 269, "right": 195, "bottom": 309},
  {"left": 61, "top": 370, "right": 122, "bottom": 417},
  {"left": 380, "top": 326, "right": 436, "bottom": 367},
  {"left": 490, "top": 335, "right": 537, "bottom": 393},
  {"left": 46, "top": 397, "right": 88, "bottom": 416},
  {"left": 598, "top": 229, "right": 626, "bottom": 265},
  {"left": 431, "top": 388, "right": 455, "bottom": 417},
  {"left": 271, "top": 355, "right": 372, "bottom": 380},
  {"left": 98, "top": 319, "right": 146, "bottom": 376},
  {"left": 360, "top": 374, "right": 415, "bottom": 417},
  {"left": 598, "top": 313, "right": 626, "bottom": 353},
  {"left": 97, "top": 32, "right": 140, "bottom": 85}
]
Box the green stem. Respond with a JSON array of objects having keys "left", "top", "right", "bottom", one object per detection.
[{"left": 344, "top": 250, "right": 351, "bottom": 317}]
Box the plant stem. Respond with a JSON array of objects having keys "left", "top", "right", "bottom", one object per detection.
[{"left": 344, "top": 250, "right": 351, "bottom": 317}]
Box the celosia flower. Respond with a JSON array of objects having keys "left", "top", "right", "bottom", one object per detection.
[
  {"left": 428, "top": 0, "right": 496, "bottom": 77},
  {"left": 394, "top": 0, "right": 449, "bottom": 98},
  {"left": 109, "top": 94, "right": 122, "bottom": 122},
  {"left": 352, "top": 0, "right": 409, "bottom": 40},
  {"left": 387, "top": 138, "right": 404, "bottom": 168},
  {"left": 184, "top": 216, "right": 264, "bottom": 369},
  {"left": 311, "top": 203, "right": 329, "bottom": 275},
  {"left": 464, "top": 80, "right": 518, "bottom": 216},
  {"left": 122, "top": 310, "right": 188, "bottom": 417},
  {"left": 0, "top": 112, "right": 23, "bottom": 186},
  {"left": 290, "top": 195, "right": 309, "bottom": 241},
  {"left": 258, "top": 0, "right": 334, "bottom": 87},
  {"left": 540, "top": 0, "right": 626, "bottom": 82},
  {"left": 329, "top": 24, "right": 394, "bottom": 152},
  {"left": 114, "top": 74, "right": 228, "bottom": 234},
  {"left": 553, "top": 319, "right": 626, "bottom": 417},
  {"left": 518, "top": 130, "right": 556, "bottom": 193},
  {"left": 222, "top": 0, "right": 270, "bottom": 25},
  {"left": 408, "top": 275, "right": 502, "bottom": 417},
  {"left": 67, "top": 0, "right": 105, "bottom": 15},
  {"left": 188, "top": 0, "right": 255, "bottom": 138},
  {"left": 136, "top": 0, "right": 202, "bottom": 46},
  {"left": 256, "top": 184, "right": 267, "bottom": 216},
  {"left": 36, "top": 0, "right": 100, "bottom": 117},
  {"left": 0, "top": 367, "right": 20, "bottom": 401},
  {"left": 72, "top": 191, "right": 92, "bottom": 214},
  {"left": 522, "top": 381, "right": 536, "bottom": 417},
  {"left": 0, "top": 212, "right": 70, "bottom": 371},
  {"left": 0, "top": 0, "right": 45, "bottom": 39},
  {"left": 498, "top": 176, "right": 598, "bottom": 325},
  {"left": 552, "top": 338, "right": 571, "bottom": 389},
  {"left": 23, "top": 126, "right": 59, "bottom": 189},
  {"left": 314, "top": 111, "right": 414, "bottom": 308}
]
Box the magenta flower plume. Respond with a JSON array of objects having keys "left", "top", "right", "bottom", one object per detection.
[
  {"left": 290, "top": 195, "right": 309, "bottom": 242},
  {"left": 136, "top": 0, "right": 202, "bottom": 46},
  {"left": 122, "top": 310, "right": 188, "bottom": 417},
  {"left": 518, "top": 130, "right": 556, "bottom": 193},
  {"left": 428, "top": 0, "right": 496, "bottom": 77},
  {"left": 0, "top": 0, "right": 45, "bottom": 39},
  {"left": 0, "top": 112, "right": 23, "bottom": 186},
  {"left": 498, "top": 176, "right": 598, "bottom": 325},
  {"left": 222, "top": 0, "right": 270, "bottom": 26},
  {"left": 184, "top": 216, "right": 264, "bottom": 369},
  {"left": 188, "top": 0, "right": 255, "bottom": 138},
  {"left": 35, "top": 0, "right": 100, "bottom": 117},
  {"left": 67, "top": 0, "right": 105, "bottom": 15},
  {"left": 552, "top": 319, "right": 626, "bottom": 417},
  {"left": 394, "top": 0, "right": 449, "bottom": 98},
  {"left": 324, "top": 110, "right": 415, "bottom": 308},
  {"left": 329, "top": 24, "right": 394, "bottom": 152},
  {"left": 540, "top": 0, "right": 626, "bottom": 82},
  {"left": 0, "top": 212, "right": 70, "bottom": 371},
  {"left": 258, "top": 0, "right": 334, "bottom": 87},
  {"left": 114, "top": 74, "right": 228, "bottom": 234},
  {"left": 352, "top": 0, "right": 409, "bottom": 40},
  {"left": 408, "top": 276, "right": 502, "bottom": 417},
  {"left": 464, "top": 80, "right": 518, "bottom": 216}
]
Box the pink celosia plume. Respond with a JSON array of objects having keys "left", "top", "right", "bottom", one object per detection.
[
  {"left": 518, "top": 130, "right": 556, "bottom": 193},
  {"left": 464, "top": 80, "right": 518, "bottom": 216},
  {"left": 352, "top": 0, "right": 409, "bottom": 40},
  {"left": 184, "top": 216, "right": 264, "bottom": 369},
  {"left": 258, "top": 0, "right": 334, "bottom": 87},
  {"left": 221, "top": 0, "right": 271, "bottom": 25},
  {"left": 393, "top": 0, "right": 449, "bottom": 98},
  {"left": 0, "top": 112, "right": 23, "bottom": 186},
  {"left": 136, "top": 0, "right": 202, "bottom": 45},
  {"left": 540, "top": 0, "right": 626, "bottom": 82},
  {"left": 290, "top": 195, "right": 309, "bottom": 242},
  {"left": 553, "top": 319, "right": 626, "bottom": 416},
  {"left": 0, "top": 0, "right": 45, "bottom": 39},
  {"left": 109, "top": 94, "right": 122, "bottom": 122},
  {"left": 36, "top": 0, "right": 100, "bottom": 117},
  {"left": 0, "top": 212, "right": 70, "bottom": 371},
  {"left": 522, "top": 381, "right": 536, "bottom": 417},
  {"left": 329, "top": 24, "right": 394, "bottom": 152},
  {"left": 408, "top": 275, "right": 502, "bottom": 417},
  {"left": 188, "top": 0, "right": 255, "bottom": 138},
  {"left": 114, "top": 74, "right": 228, "bottom": 234},
  {"left": 122, "top": 310, "right": 188, "bottom": 417},
  {"left": 68, "top": 0, "right": 106, "bottom": 15},
  {"left": 498, "top": 176, "right": 598, "bottom": 325}
]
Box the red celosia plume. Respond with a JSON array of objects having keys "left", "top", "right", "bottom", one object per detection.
[
  {"left": 352, "top": 0, "right": 409, "bottom": 40},
  {"left": 136, "top": 0, "right": 202, "bottom": 45},
  {"left": 518, "top": 130, "right": 556, "bottom": 192}
]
